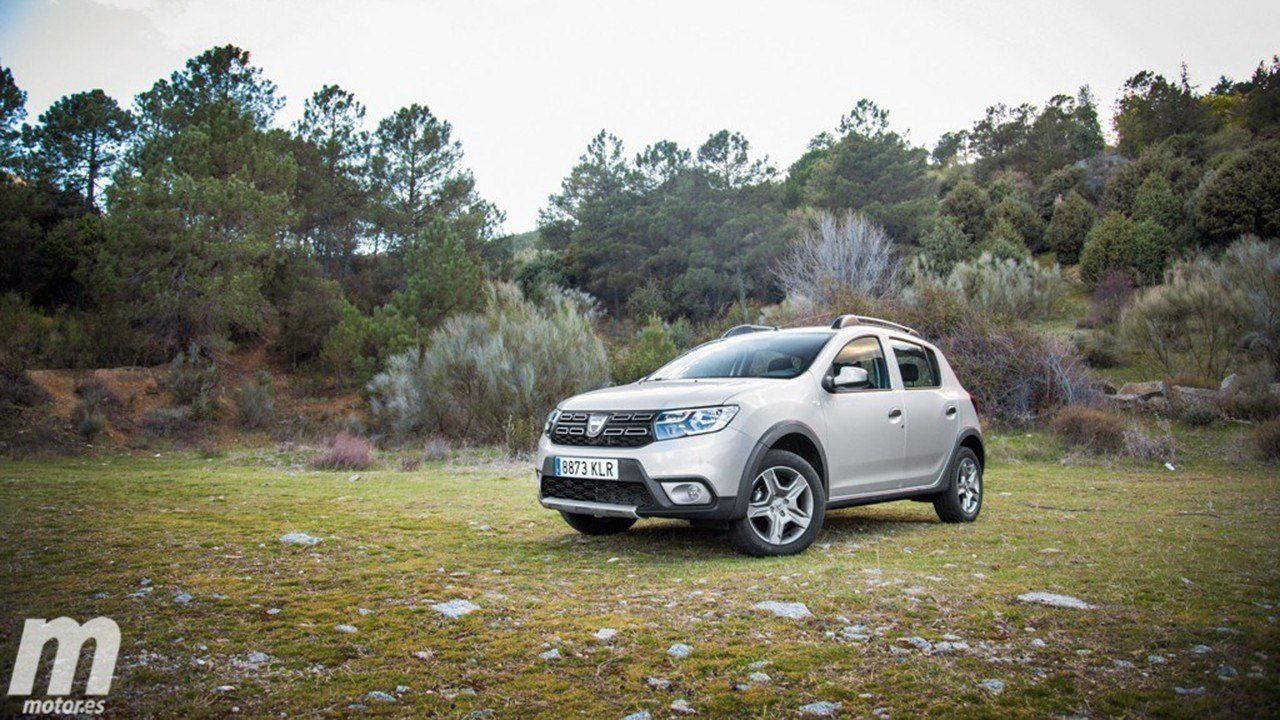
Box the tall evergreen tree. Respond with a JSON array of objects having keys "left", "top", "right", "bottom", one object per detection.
[
  {"left": 32, "top": 90, "right": 134, "bottom": 208},
  {"left": 0, "top": 63, "right": 27, "bottom": 174}
]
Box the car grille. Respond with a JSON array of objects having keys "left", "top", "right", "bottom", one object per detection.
[
  {"left": 550, "top": 411, "right": 656, "bottom": 447},
  {"left": 541, "top": 476, "right": 655, "bottom": 508}
]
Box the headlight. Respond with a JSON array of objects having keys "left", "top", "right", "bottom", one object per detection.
[
  {"left": 653, "top": 405, "right": 738, "bottom": 441},
  {"left": 543, "top": 409, "right": 560, "bottom": 435}
]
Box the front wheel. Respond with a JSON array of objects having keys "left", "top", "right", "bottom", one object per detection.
[
  {"left": 559, "top": 511, "right": 636, "bottom": 535},
  {"left": 933, "top": 447, "right": 982, "bottom": 523},
  {"left": 729, "top": 450, "right": 826, "bottom": 556}
]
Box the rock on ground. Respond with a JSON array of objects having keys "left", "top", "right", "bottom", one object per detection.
[
  {"left": 622, "top": 712, "right": 652, "bottom": 720},
  {"left": 1016, "top": 592, "right": 1095, "bottom": 610},
  {"left": 279, "top": 532, "right": 321, "bottom": 546},
  {"left": 799, "top": 701, "right": 842, "bottom": 716},
  {"left": 539, "top": 648, "right": 561, "bottom": 660},
  {"left": 334, "top": 624, "right": 357, "bottom": 634},
  {"left": 594, "top": 627, "right": 618, "bottom": 642},
  {"left": 431, "top": 599, "right": 480, "bottom": 619},
  {"left": 365, "top": 691, "right": 396, "bottom": 703},
  {"left": 667, "top": 643, "right": 693, "bottom": 659},
  {"left": 753, "top": 601, "right": 813, "bottom": 619},
  {"left": 670, "top": 698, "right": 696, "bottom": 715},
  {"left": 646, "top": 677, "right": 671, "bottom": 690},
  {"left": 979, "top": 679, "right": 1005, "bottom": 695}
]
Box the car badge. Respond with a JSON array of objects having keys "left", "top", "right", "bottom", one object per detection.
[{"left": 586, "top": 413, "right": 609, "bottom": 437}]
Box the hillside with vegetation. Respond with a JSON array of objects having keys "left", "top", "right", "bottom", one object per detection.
[{"left": 1, "top": 47, "right": 1279, "bottom": 461}]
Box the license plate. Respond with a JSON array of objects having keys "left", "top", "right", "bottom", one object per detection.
[{"left": 554, "top": 456, "right": 619, "bottom": 480}]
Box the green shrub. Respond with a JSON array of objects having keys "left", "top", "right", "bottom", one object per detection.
[
  {"left": 1255, "top": 418, "right": 1280, "bottom": 462},
  {"left": 1219, "top": 236, "right": 1280, "bottom": 369},
  {"left": 141, "top": 407, "right": 200, "bottom": 440},
  {"left": 990, "top": 196, "right": 1045, "bottom": 250},
  {"left": 1195, "top": 140, "right": 1280, "bottom": 244},
  {"left": 1044, "top": 190, "right": 1096, "bottom": 264},
  {"left": 977, "top": 218, "right": 1031, "bottom": 261},
  {"left": 1071, "top": 330, "right": 1124, "bottom": 368},
  {"left": 275, "top": 276, "right": 344, "bottom": 367},
  {"left": 1130, "top": 172, "right": 1183, "bottom": 231},
  {"left": 234, "top": 371, "right": 275, "bottom": 429},
  {"left": 369, "top": 283, "right": 610, "bottom": 443},
  {"left": 939, "top": 179, "right": 992, "bottom": 241},
  {"left": 1080, "top": 213, "right": 1171, "bottom": 285},
  {"left": 917, "top": 215, "right": 974, "bottom": 275},
  {"left": 1177, "top": 401, "right": 1221, "bottom": 428},
  {"left": 73, "top": 398, "right": 106, "bottom": 442},
  {"left": 611, "top": 315, "right": 680, "bottom": 384},
  {"left": 1051, "top": 405, "right": 1125, "bottom": 454}
]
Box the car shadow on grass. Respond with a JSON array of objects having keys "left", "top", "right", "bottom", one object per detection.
[{"left": 526, "top": 506, "right": 941, "bottom": 561}]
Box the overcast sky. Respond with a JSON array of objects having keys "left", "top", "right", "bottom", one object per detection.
[{"left": 2, "top": 0, "right": 1277, "bottom": 231}]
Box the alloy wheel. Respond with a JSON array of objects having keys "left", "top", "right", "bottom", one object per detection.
[
  {"left": 746, "top": 466, "right": 813, "bottom": 545},
  {"left": 957, "top": 457, "right": 981, "bottom": 515}
]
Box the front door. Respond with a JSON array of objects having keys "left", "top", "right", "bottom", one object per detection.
[{"left": 820, "top": 335, "right": 905, "bottom": 499}]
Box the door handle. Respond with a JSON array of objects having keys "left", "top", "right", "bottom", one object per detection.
[
  {"left": 945, "top": 406, "right": 957, "bottom": 418},
  {"left": 888, "top": 408, "right": 902, "bottom": 419}
]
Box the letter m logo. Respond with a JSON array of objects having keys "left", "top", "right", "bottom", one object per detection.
[{"left": 7, "top": 617, "right": 120, "bottom": 697}]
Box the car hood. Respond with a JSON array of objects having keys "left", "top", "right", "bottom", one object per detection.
[{"left": 560, "top": 378, "right": 772, "bottom": 411}]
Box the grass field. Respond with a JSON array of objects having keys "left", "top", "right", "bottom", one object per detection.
[{"left": 1, "top": 430, "right": 1278, "bottom": 718}]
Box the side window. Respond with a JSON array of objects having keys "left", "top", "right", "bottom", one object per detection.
[
  {"left": 891, "top": 340, "right": 940, "bottom": 389},
  {"left": 831, "top": 336, "right": 891, "bottom": 390}
]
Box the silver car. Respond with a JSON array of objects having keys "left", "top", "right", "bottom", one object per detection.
[{"left": 535, "top": 315, "right": 985, "bottom": 555}]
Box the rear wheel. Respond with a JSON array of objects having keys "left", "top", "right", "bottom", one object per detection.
[
  {"left": 933, "top": 447, "right": 982, "bottom": 523},
  {"left": 560, "top": 512, "right": 636, "bottom": 535},
  {"left": 729, "top": 450, "right": 825, "bottom": 556}
]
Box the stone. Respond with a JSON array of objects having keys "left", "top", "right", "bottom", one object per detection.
[
  {"left": 1172, "top": 386, "right": 1218, "bottom": 403},
  {"left": 334, "top": 624, "right": 358, "bottom": 634},
  {"left": 646, "top": 677, "right": 671, "bottom": 690},
  {"left": 1174, "top": 686, "right": 1206, "bottom": 696},
  {"left": 1220, "top": 374, "right": 1237, "bottom": 392},
  {"left": 622, "top": 712, "right": 652, "bottom": 720},
  {"left": 1114, "top": 659, "right": 1135, "bottom": 669},
  {"left": 670, "top": 698, "right": 697, "bottom": 715},
  {"left": 539, "top": 648, "right": 561, "bottom": 660},
  {"left": 266, "top": 608, "right": 281, "bottom": 615},
  {"left": 172, "top": 592, "right": 193, "bottom": 604},
  {"left": 979, "top": 679, "right": 1005, "bottom": 695},
  {"left": 594, "top": 627, "right": 619, "bottom": 642},
  {"left": 667, "top": 643, "right": 693, "bottom": 659},
  {"left": 902, "top": 636, "right": 933, "bottom": 652},
  {"left": 365, "top": 691, "right": 396, "bottom": 703},
  {"left": 799, "top": 701, "right": 841, "bottom": 716},
  {"left": 1218, "top": 664, "right": 1238, "bottom": 679},
  {"left": 748, "top": 672, "right": 771, "bottom": 684},
  {"left": 431, "top": 599, "right": 480, "bottom": 619},
  {"left": 1118, "top": 380, "right": 1164, "bottom": 400},
  {"left": 1030, "top": 638, "right": 1047, "bottom": 648},
  {"left": 753, "top": 601, "right": 812, "bottom": 619},
  {"left": 1016, "top": 592, "right": 1095, "bottom": 610},
  {"left": 1191, "top": 644, "right": 1212, "bottom": 654},
  {"left": 279, "top": 532, "right": 321, "bottom": 546}
]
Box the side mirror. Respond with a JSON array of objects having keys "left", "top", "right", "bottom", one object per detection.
[{"left": 831, "top": 365, "right": 870, "bottom": 389}]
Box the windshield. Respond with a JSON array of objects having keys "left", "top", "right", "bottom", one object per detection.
[{"left": 648, "top": 332, "right": 833, "bottom": 380}]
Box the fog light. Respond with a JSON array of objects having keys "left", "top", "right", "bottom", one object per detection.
[{"left": 661, "top": 481, "right": 711, "bottom": 506}]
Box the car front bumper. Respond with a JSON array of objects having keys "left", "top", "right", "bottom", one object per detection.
[{"left": 534, "top": 426, "right": 756, "bottom": 521}]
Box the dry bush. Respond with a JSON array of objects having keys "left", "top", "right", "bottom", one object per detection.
[
  {"left": 1255, "top": 418, "right": 1280, "bottom": 462},
  {"left": 1122, "top": 421, "right": 1176, "bottom": 461},
  {"left": 370, "top": 283, "right": 609, "bottom": 443},
  {"left": 141, "top": 407, "right": 200, "bottom": 440},
  {"left": 1219, "top": 363, "right": 1280, "bottom": 421},
  {"left": 1080, "top": 269, "right": 1136, "bottom": 328},
  {"left": 777, "top": 210, "right": 901, "bottom": 307},
  {"left": 234, "top": 371, "right": 275, "bottom": 430},
  {"left": 312, "top": 433, "right": 374, "bottom": 471},
  {"left": 1051, "top": 405, "right": 1126, "bottom": 454},
  {"left": 423, "top": 437, "right": 452, "bottom": 462}
]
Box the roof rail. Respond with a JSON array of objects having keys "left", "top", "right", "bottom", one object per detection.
[
  {"left": 830, "top": 314, "right": 920, "bottom": 337},
  {"left": 722, "top": 324, "right": 777, "bottom": 339}
]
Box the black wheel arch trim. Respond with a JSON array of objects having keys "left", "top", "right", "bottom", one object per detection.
[{"left": 730, "top": 421, "right": 829, "bottom": 519}]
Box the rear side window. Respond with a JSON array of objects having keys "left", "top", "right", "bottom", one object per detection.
[
  {"left": 891, "top": 340, "right": 940, "bottom": 389},
  {"left": 832, "top": 336, "right": 891, "bottom": 390}
]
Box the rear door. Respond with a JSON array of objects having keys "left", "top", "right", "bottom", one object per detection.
[
  {"left": 889, "top": 339, "right": 954, "bottom": 487},
  {"left": 819, "top": 335, "right": 906, "bottom": 499}
]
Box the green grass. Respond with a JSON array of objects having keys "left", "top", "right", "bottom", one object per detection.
[{"left": 1, "top": 432, "right": 1278, "bottom": 718}]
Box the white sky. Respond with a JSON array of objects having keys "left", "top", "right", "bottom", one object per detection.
[{"left": 2, "top": 0, "right": 1278, "bottom": 232}]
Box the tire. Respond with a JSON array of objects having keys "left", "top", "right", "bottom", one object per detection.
[
  {"left": 933, "top": 446, "right": 982, "bottom": 523},
  {"left": 729, "top": 449, "right": 826, "bottom": 556},
  {"left": 559, "top": 511, "right": 636, "bottom": 535}
]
